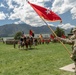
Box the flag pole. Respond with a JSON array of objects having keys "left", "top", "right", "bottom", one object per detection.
[
  {"left": 26, "top": 0, "right": 71, "bottom": 56},
  {"left": 40, "top": 17, "right": 71, "bottom": 56}
]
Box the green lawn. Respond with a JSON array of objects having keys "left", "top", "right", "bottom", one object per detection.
[{"left": 0, "top": 42, "right": 74, "bottom": 75}]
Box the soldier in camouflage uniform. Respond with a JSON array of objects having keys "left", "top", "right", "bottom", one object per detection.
[
  {"left": 57, "top": 28, "right": 76, "bottom": 71},
  {"left": 57, "top": 27, "right": 76, "bottom": 72},
  {"left": 57, "top": 27, "right": 76, "bottom": 61},
  {"left": 70, "top": 28, "right": 76, "bottom": 61}
]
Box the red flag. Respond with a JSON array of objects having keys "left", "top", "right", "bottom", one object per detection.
[
  {"left": 61, "top": 34, "right": 66, "bottom": 38},
  {"left": 50, "top": 34, "right": 54, "bottom": 39},
  {"left": 28, "top": 1, "right": 62, "bottom": 22},
  {"left": 29, "top": 29, "right": 34, "bottom": 37},
  {"left": 29, "top": 30, "right": 33, "bottom": 36}
]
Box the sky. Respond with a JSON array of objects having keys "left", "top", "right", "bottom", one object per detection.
[{"left": 0, "top": 0, "right": 76, "bottom": 29}]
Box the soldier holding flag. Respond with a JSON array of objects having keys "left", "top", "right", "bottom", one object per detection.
[
  {"left": 57, "top": 27, "right": 76, "bottom": 71},
  {"left": 26, "top": 0, "right": 76, "bottom": 74}
]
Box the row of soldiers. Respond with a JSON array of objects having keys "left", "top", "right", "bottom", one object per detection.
[{"left": 19, "top": 30, "right": 35, "bottom": 48}]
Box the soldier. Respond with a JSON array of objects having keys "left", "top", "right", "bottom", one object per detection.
[
  {"left": 57, "top": 27, "right": 76, "bottom": 72},
  {"left": 70, "top": 28, "right": 76, "bottom": 61}
]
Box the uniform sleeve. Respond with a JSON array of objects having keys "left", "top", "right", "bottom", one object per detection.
[{"left": 60, "top": 38, "right": 73, "bottom": 44}]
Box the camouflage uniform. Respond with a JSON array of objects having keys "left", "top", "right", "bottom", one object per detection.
[
  {"left": 60, "top": 28, "right": 76, "bottom": 61},
  {"left": 70, "top": 35, "right": 76, "bottom": 61}
]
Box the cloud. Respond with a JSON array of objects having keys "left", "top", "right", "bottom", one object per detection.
[
  {"left": 14, "top": 21, "right": 22, "bottom": 24},
  {"left": 51, "top": 0, "right": 76, "bottom": 19},
  {"left": 7, "top": 0, "right": 46, "bottom": 26},
  {"left": 6, "top": 0, "right": 14, "bottom": 9},
  {"left": 1, "top": 0, "right": 75, "bottom": 28},
  {"left": 71, "top": 7, "right": 76, "bottom": 19},
  {"left": 58, "top": 23, "right": 75, "bottom": 30},
  {"left": 0, "top": 12, "right": 6, "bottom": 20},
  {"left": 6, "top": 0, "right": 59, "bottom": 26},
  {"left": 0, "top": 3, "right": 5, "bottom": 8}
]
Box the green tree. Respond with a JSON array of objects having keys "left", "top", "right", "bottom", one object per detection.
[
  {"left": 70, "top": 28, "right": 73, "bottom": 33},
  {"left": 14, "top": 31, "right": 22, "bottom": 40},
  {"left": 55, "top": 27, "right": 65, "bottom": 37}
]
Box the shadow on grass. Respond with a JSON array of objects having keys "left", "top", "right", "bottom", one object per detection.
[{"left": 18, "top": 47, "right": 38, "bottom": 51}]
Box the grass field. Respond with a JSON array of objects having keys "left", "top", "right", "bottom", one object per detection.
[{"left": 0, "top": 42, "right": 74, "bottom": 75}]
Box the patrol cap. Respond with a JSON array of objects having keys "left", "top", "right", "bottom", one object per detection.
[{"left": 72, "top": 27, "right": 76, "bottom": 32}]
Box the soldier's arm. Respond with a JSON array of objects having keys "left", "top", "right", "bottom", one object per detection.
[{"left": 57, "top": 37, "right": 74, "bottom": 44}]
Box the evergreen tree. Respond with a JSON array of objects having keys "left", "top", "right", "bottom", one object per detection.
[
  {"left": 55, "top": 27, "right": 65, "bottom": 37},
  {"left": 14, "top": 31, "right": 22, "bottom": 40}
]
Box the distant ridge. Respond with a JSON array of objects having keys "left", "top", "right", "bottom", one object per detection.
[{"left": 0, "top": 23, "right": 71, "bottom": 37}]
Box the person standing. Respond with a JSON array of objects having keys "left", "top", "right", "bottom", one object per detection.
[{"left": 57, "top": 27, "right": 76, "bottom": 72}]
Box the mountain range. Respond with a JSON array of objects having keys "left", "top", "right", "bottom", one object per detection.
[{"left": 0, "top": 23, "right": 71, "bottom": 37}]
